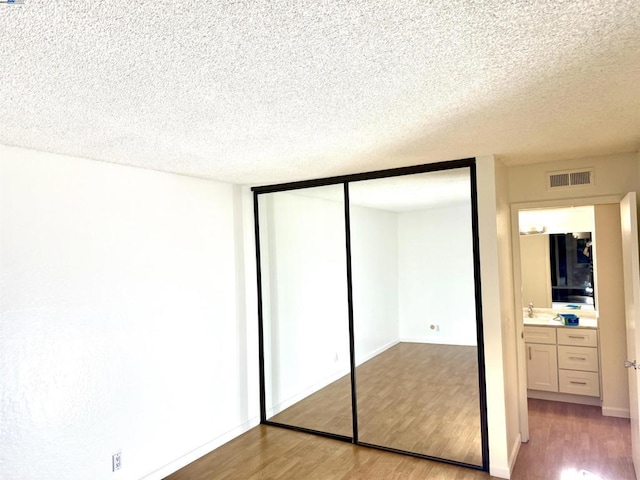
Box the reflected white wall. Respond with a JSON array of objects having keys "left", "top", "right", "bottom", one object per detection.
[
  {"left": 398, "top": 202, "right": 477, "bottom": 346},
  {"left": 350, "top": 204, "right": 400, "bottom": 363},
  {"left": 259, "top": 190, "right": 351, "bottom": 416}
]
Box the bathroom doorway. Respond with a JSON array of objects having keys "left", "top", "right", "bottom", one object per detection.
[{"left": 511, "top": 196, "right": 631, "bottom": 445}]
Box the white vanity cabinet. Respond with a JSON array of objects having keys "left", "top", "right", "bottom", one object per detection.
[
  {"left": 557, "top": 328, "right": 600, "bottom": 397},
  {"left": 524, "top": 326, "right": 558, "bottom": 392},
  {"left": 524, "top": 325, "right": 600, "bottom": 398}
]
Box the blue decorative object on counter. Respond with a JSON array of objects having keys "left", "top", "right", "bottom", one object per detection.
[{"left": 560, "top": 313, "right": 580, "bottom": 326}]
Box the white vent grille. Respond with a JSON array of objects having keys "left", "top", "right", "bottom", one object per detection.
[{"left": 547, "top": 168, "right": 594, "bottom": 190}]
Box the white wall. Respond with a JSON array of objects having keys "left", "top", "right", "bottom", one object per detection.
[
  {"left": 0, "top": 147, "right": 257, "bottom": 480},
  {"left": 476, "top": 155, "right": 513, "bottom": 478},
  {"left": 350, "top": 204, "right": 400, "bottom": 362},
  {"left": 595, "top": 203, "right": 630, "bottom": 417},
  {"left": 493, "top": 158, "right": 521, "bottom": 476},
  {"left": 519, "top": 206, "right": 595, "bottom": 235},
  {"left": 508, "top": 152, "right": 638, "bottom": 204},
  {"left": 398, "top": 203, "right": 477, "bottom": 346}
]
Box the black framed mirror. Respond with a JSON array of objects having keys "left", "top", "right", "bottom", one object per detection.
[
  {"left": 256, "top": 184, "right": 353, "bottom": 438},
  {"left": 253, "top": 159, "right": 488, "bottom": 471},
  {"left": 349, "top": 168, "right": 484, "bottom": 466}
]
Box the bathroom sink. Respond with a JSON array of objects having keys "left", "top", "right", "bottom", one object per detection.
[{"left": 523, "top": 314, "right": 563, "bottom": 326}]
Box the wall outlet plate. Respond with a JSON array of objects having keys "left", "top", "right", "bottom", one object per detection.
[{"left": 112, "top": 451, "right": 122, "bottom": 472}]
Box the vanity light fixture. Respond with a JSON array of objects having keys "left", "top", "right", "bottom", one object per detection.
[{"left": 520, "top": 225, "right": 547, "bottom": 235}]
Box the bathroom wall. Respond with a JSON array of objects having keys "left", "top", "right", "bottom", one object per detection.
[
  {"left": 0, "top": 147, "right": 257, "bottom": 480},
  {"left": 595, "top": 203, "right": 630, "bottom": 417}
]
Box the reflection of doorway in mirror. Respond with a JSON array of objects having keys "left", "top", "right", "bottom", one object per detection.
[{"left": 549, "top": 232, "right": 595, "bottom": 309}]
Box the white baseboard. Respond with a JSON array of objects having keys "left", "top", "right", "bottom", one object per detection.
[
  {"left": 509, "top": 433, "right": 522, "bottom": 474},
  {"left": 487, "top": 434, "right": 521, "bottom": 479},
  {"left": 490, "top": 464, "right": 511, "bottom": 479},
  {"left": 399, "top": 336, "right": 477, "bottom": 347},
  {"left": 139, "top": 417, "right": 260, "bottom": 480},
  {"left": 266, "top": 367, "right": 349, "bottom": 417},
  {"left": 267, "top": 339, "right": 399, "bottom": 418},
  {"left": 356, "top": 339, "right": 399, "bottom": 366},
  {"left": 602, "top": 406, "right": 631, "bottom": 418},
  {"left": 527, "top": 390, "right": 601, "bottom": 407}
]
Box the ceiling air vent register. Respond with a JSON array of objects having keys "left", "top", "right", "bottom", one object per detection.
[{"left": 546, "top": 168, "right": 594, "bottom": 190}]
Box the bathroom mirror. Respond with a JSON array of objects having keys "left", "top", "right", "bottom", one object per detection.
[{"left": 519, "top": 207, "right": 596, "bottom": 310}]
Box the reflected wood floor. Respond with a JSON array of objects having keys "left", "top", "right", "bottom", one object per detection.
[
  {"left": 165, "top": 399, "right": 634, "bottom": 480},
  {"left": 270, "top": 342, "right": 482, "bottom": 465}
]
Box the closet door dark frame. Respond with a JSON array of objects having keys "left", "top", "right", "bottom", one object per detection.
[{"left": 252, "top": 158, "right": 490, "bottom": 472}]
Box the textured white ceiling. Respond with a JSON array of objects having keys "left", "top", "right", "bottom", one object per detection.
[{"left": 1, "top": 1, "right": 638, "bottom": 185}]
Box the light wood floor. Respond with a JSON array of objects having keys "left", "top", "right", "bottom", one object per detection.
[
  {"left": 165, "top": 399, "right": 634, "bottom": 480},
  {"left": 511, "top": 399, "right": 634, "bottom": 479},
  {"left": 269, "top": 342, "right": 482, "bottom": 465}
]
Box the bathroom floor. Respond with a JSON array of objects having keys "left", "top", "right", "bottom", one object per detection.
[{"left": 511, "top": 398, "right": 634, "bottom": 479}]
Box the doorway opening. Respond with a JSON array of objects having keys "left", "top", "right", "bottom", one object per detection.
[{"left": 512, "top": 197, "right": 635, "bottom": 478}]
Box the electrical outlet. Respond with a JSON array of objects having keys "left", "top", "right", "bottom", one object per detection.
[
  {"left": 429, "top": 324, "right": 440, "bottom": 332},
  {"left": 112, "top": 451, "right": 122, "bottom": 472}
]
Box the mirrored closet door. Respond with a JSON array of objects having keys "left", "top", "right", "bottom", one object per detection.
[
  {"left": 253, "top": 159, "right": 488, "bottom": 471},
  {"left": 256, "top": 184, "right": 353, "bottom": 438},
  {"left": 349, "top": 168, "right": 484, "bottom": 466}
]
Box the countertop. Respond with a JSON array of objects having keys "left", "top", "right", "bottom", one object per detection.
[
  {"left": 523, "top": 317, "right": 598, "bottom": 329},
  {"left": 523, "top": 307, "right": 598, "bottom": 329}
]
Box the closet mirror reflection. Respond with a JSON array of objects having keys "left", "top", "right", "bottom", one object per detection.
[
  {"left": 349, "top": 168, "right": 483, "bottom": 465},
  {"left": 254, "top": 160, "right": 487, "bottom": 471},
  {"left": 258, "top": 184, "right": 353, "bottom": 437}
]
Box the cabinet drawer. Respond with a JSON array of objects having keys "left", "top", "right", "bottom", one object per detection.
[
  {"left": 559, "top": 370, "right": 600, "bottom": 396},
  {"left": 557, "top": 328, "right": 597, "bottom": 347},
  {"left": 524, "top": 326, "right": 557, "bottom": 345},
  {"left": 558, "top": 346, "right": 599, "bottom": 372}
]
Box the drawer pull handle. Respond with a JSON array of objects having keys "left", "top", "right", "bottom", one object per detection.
[
  {"left": 569, "top": 357, "right": 585, "bottom": 361},
  {"left": 570, "top": 381, "right": 588, "bottom": 385},
  {"left": 568, "top": 335, "right": 586, "bottom": 339},
  {"left": 528, "top": 346, "right": 532, "bottom": 360}
]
